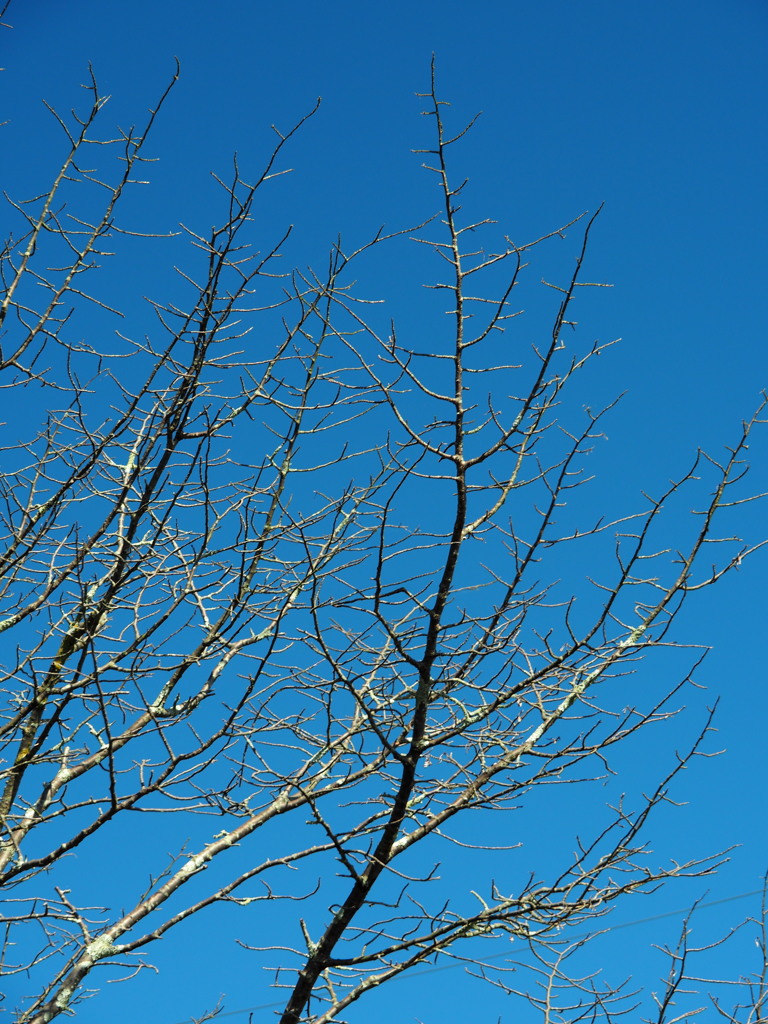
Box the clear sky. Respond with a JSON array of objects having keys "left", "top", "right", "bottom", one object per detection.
[{"left": 2, "top": 1, "right": 767, "bottom": 1021}]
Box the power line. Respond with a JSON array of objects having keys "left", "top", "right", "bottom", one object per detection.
[{"left": 164, "top": 884, "right": 765, "bottom": 1024}]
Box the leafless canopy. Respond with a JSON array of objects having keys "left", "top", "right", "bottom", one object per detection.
[{"left": 0, "top": 54, "right": 765, "bottom": 1024}]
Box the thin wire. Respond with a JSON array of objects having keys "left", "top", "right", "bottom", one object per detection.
[{"left": 165, "top": 885, "right": 764, "bottom": 1024}]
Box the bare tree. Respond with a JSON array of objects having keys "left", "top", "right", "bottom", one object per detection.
[
  {"left": 637, "top": 879, "right": 768, "bottom": 1024},
  {"left": 483, "top": 877, "right": 768, "bottom": 1023},
  {"left": 0, "top": 37, "right": 765, "bottom": 1024}
]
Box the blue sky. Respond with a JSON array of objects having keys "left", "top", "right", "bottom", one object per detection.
[{"left": 2, "top": 1, "right": 767, "bottom": 1021}]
